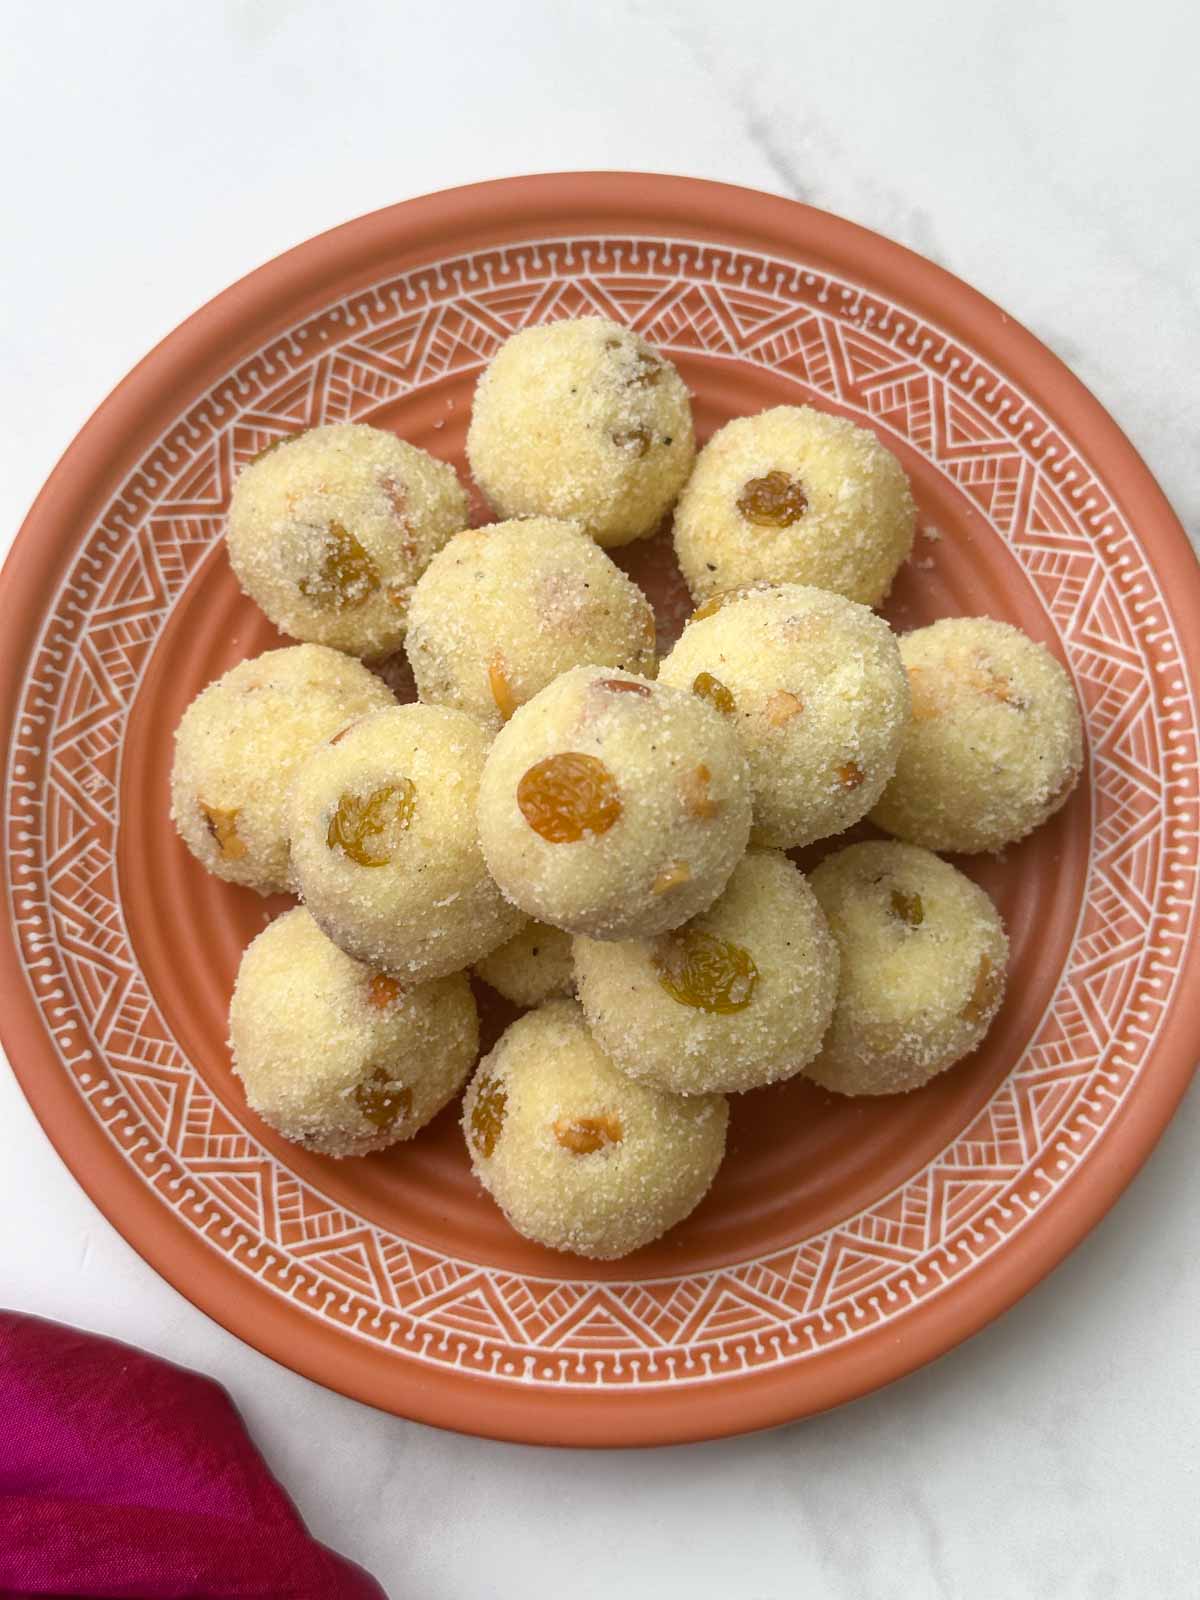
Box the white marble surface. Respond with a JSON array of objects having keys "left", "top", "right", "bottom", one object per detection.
[{"left": 2, "top": 2, "right": 1197, "bottom": 1595}]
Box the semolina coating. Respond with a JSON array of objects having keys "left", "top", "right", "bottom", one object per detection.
[
  {"left": 474, "top": 921, "right": 575, "bottom": 1008},
  {"left": 405, "top": 517, "right": 657, "bottom": 731},
  {"left": 288, "top": 703, "right": 526, "bottom": 981},
  {"left": 673, "top": 405, "right": 915, "bottom": 608},
  {"left": 226, "top": 423, "right": 469, "bottom": 657},
  {"left": 229, "top": 907, "right": 478, "bottom": 1157},
  {"left": 462, "top": 998, "right": 728, "bottom": 1259},
  {"left": 807, "top": 841, "right": 1009, "bottom": 1096},
  {"left": 870, "top": 617, "right": 1084, "bottom": 854},
  {"left": 658, "top": 584, "right": 910, "bottom": 848},
  {"left": 170, "top": 644, "right": 395, "bottom": 895},
  {"left": 574, "top": 849, "right": 839, "bottom": 1095},
  {"left": 477, "top": 665, "right": 752, "bottom": 941},
  {"left": 466, "top": 317, "right": 695, "bottom": 548}
]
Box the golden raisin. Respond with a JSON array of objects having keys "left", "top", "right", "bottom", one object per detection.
[
  {"left": 248, "top": 432, "right": 296, "bottom": 465},
  {"left": 517, "top": 754, "right": 622, "bottom": 844},
  {"left": 488, "top": 655, "right": 519, "bottom": 721},
  {"left": 354, "top": 1068, "right": 411, "bottom": 1132},
  {"left": 470, "top": 1073, "right": 507, "bottom": 1159},
  {"left": 690, "top": 585, "right": 760, "bottom": 623},
  {"left": 380, "top": 474, "right": 409, "bottom": 521},
  {"left": 653, "top": 929, "right": 759, "bottom": 1014},
  {"left": 597, "top": 677, "right": 652, "bottom": 697},
  {"left": 966, "top": 653, "right": 1027, "bottom": 710},
  {"left": 765, "top": 689, "right": 804, "bottom": 727},
  {"left": 367, "top": 972, "right": 403, "bottom": 1010},
  {"left": 679, "top": 764, "right": 719, "bottom": 819},
  {"left": 605, "top": 338, "right": 662, "bottom": 387},
  {"left": 962, "top": 954, "right": 1002, "bottom": 1025},
  {"left": 736, "top": 471, "right": 808, "bottom": 527},
  {"left": 553, "top": 1114, "right": 623, "bottom": 1155},
  {"left": 890, "top": 888, "right": 924, "bottom": 928},
  {"left": 298, "top": 522, "right": 381, "bottom": 610},
  {"left": 329, "top": 718, "right": 363, "bottom": 746},
  {"left": 837, "top": 760, "right": 866, "bottom": 790},
  {"left": 630, "top": 348, "right": 662, "bottom": 387},
  {"left": 612, "top": 426, "right": 651, "bottom": 457},
  {"left": 653, "top": 859, "right": 693, "bottom": 895},
  {"left": 326, "top": 780, "right": 416, "bottom": 867},
  {"left": 910, "top": 656, "right": 1027, "bottom": 718},
  {"left": 199, "top": 802, "right": 247, "bottom": 861},
  {"left": 692, "top": 671, "right": 736, "bottom": 716}
]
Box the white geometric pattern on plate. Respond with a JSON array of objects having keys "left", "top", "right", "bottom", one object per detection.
[{"left": 6, "top": 236, "right": 1197, "bottom": 1388}]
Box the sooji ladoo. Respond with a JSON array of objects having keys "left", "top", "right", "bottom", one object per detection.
[{"left": 168, "top": 314, "right": 1081, "bottom": 1258}]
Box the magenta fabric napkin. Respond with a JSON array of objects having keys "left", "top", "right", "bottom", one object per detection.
[{"left": 0, "top": 1312, "right": 387, "bottom": 1599}]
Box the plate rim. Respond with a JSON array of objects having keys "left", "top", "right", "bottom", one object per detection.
[{"left": 2, "top": 171, "right": 1197, "bottom": 1447}]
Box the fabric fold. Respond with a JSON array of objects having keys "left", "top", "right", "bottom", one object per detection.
[{"left": 0, "top": 1312, "right": 386, "bottom": 1600}]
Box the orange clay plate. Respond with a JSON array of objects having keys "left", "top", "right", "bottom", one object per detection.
[{"left": 2, "top": 175, "right": 1197, "bottom": 1447}]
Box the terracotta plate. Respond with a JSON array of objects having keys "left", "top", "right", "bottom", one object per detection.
[{"left": 3, "top": 175, "right": 1197, "bottom": 1447}]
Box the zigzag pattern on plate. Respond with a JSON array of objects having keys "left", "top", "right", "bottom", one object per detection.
[{"left": 7, "top": 238, "right": 1197, "bottom": 1388}]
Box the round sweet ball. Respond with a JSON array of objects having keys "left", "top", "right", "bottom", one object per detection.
[
  {"left": 406, "top": 517, "right": 657, "bottom": 731},
  {"left": 575, "top": 850, "right": 839, "bottom": 1096},
  {"left": 462, "top": 998, "right": 727, "bottom": 1258},
  {"left": 673, "top": 405, "right": 915, "bottom": 608},
  {"left": 229, "top": 907, "right": 479, "bottom": 1157},
  {"left": 658, "top": 584, "right": 909, "bottom": 848},
  {"left": 870, "top": 617, "right": 1084, "bottom": 854},
  {"left": 466, "top": 318, "right": 695, "bottom": 548},
  {"left": 477, "top": 665, "right": 752, "bottom": 941},
  {"left": 170, "top": 644, "right": 395, "bottom": 895},
  {"left": 807, "top": 841, "right": 1008, "bottom": 1096},
  {"left": 227, "top": 423, "right": 469, "bottom": 658},
  {"left": 474, "top": 921, "right": 575, "bottom": 1008},
  {"left": 288, "top": 703, "right": 525, "bottom": 981}
]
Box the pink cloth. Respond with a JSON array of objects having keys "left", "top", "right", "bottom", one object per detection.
[{"left": 0, "top": 1312, "right": 387, "bottom": 1599}]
